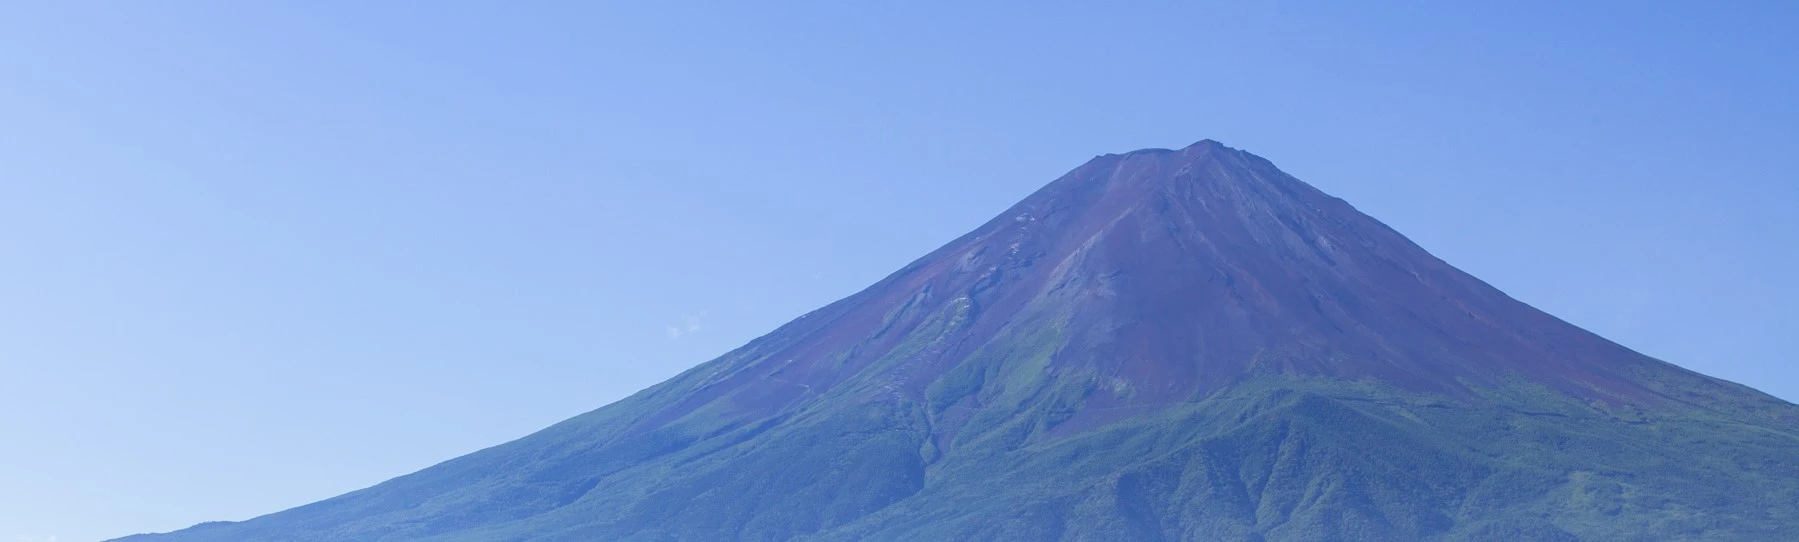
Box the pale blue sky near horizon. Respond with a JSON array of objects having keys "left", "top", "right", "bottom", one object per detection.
[{"left": 2, "top": 2, "right": 1795, "bottom": 540}]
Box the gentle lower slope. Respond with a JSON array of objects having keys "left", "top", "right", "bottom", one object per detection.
[{"left": 118, "top": 375, "right": 1799, "bottom": 541}]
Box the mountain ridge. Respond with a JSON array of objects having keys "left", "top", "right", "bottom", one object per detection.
[{"left": 116, "top": 140, "right": 1799, "bottom": 542}]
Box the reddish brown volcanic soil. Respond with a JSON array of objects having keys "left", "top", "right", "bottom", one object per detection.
[{"left": 631, "top": 140, "right": 1673, "bottom": 437}]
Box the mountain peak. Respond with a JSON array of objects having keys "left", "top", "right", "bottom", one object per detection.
[
  {"left": 1091, "top": 139, "right": 1237, "bottom": 172},
  {"left": 1178, "top": 137, "right": 1230, "bottom": 154},
  {"left": 586, "top": 140, "right": 1677, "bottom": 439},
  {"left": 1105, "top": 138, "right": 1230, "bottom": 156},
  {"left": 939, "top": 143, "right": 1656, "bottom": 407}
]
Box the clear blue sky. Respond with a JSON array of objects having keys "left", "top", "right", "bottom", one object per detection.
[{"left": 2, "top": 2, "right": 1794, "bottom": 540}]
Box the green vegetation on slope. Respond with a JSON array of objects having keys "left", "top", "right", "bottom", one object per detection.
[{"left": 119, "top": 374, "right": 1799, "bottom": 542}]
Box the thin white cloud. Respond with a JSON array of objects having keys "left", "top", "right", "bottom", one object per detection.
[{"left": 666, "top": 311, "right": 708, "bottom": 339}]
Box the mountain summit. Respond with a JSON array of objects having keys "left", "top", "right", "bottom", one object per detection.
[{"left": 119, "top": 141, "right": 1799, "bottom": 541}]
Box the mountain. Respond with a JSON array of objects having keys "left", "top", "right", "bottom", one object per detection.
[{"left": 116, "top": 140, "right": 1799, "bottom": 541}]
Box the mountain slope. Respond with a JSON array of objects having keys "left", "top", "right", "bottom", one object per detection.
[{"left": 116, "top": 140, "right": 1799, "bottom": 541}]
